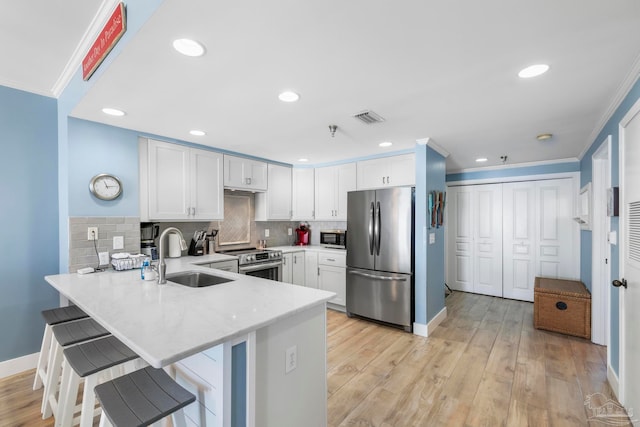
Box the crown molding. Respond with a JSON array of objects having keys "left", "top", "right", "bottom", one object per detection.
[
  {"left": 416, "top": 137, "right": 450, "bottom": 158},
  {"left": 51, "top": 0, "right": 121, "bottom": 97}
]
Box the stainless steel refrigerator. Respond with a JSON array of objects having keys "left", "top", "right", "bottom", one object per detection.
[{"left": 346, "top": 187, "right": 414, "bottom": 332}]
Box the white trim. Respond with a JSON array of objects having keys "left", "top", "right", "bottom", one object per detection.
[
  {"left": 416, "top": 137, "right": 431, "bottom": 145},
  {"left": 0, "top": 79, "right": 55, "bottom": 98},
  {"left": 447, "top": 157, "right": 579, "bottom": 175},
  {"left": 413, "top": 322, "right": 428, "bottom": 337},
  {"left": 416, "top": 138, "right": 450, "bottom": 158},
  {"left": 428, "top": 306, "right": 448, "bottom": 335},
  {"left": 0, "top": 352, "right": 39, "bottom": 379},
  {"left": 591, "top": 135, "right": 612, "bottom": 346},
  {"left": 617, "top": 96, "right": 640, "bottom": 408},
  {"left": 51, "top": 0, "right": 121, "bottom": 97},
  {"left": 447, "top": 171, "right": 579, "bottom": 187},
  {"left": 578, "top": 53, "right": 640, "bottom": 161},
  {"left": 607, "top": 363, "right": 620, "bottom": 400}
]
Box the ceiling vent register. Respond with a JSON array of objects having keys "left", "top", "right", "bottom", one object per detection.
[{"left": 352, "top": 110, "right": 385, "bottom": 124}]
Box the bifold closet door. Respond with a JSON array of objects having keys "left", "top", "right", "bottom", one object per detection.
[
  {"left": 447, "top": 184, "right": 503, "bottom": 297},
  {"left": 503, "top": 178, "right": 577, "bottom": 301}
]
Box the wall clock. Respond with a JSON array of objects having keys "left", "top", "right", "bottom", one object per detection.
[{"left": 89, "top": 173, "right": 123, "bottom": 201}]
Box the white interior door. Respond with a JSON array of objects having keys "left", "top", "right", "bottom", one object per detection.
[
  {"left": 446, "top": 186, "right": 474, "bottom": 292},
  {"left": 503, "top": 182, "right": 536, "bottom": 301},
  {"left": 473, "top": 184, "right": 503, "bottom": 297},
  {"left": 619, "top": 101, "right": 640, "bottom": 424}
]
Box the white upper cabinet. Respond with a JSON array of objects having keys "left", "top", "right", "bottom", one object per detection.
[
  {"left": 314, "top": 163, "right": 356, "bottom": 220},
  {"left": 291, "top": 168, "right": 315, "bottom": 220},
  {"left": 144, "top": 139, "right": 223, "bottom": 221},
  {"left": 356, "top": 154, "right": 415, "bottom": 190},
  {"left": 255, "top": 164, "right": 292, "bottom": 221},
  {"left": 223, "top": 154, "right": 267, "bottom": 191}
]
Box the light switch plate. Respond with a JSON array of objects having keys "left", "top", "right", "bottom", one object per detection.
[
  {"left": 113, "top": 235, "right": 124, "bottom": 250},
  {"left": 265, "top": 229, "right": 270, "bottom": 238},
  {"left": 285, "top": 345, "right": 297, "bottom": 374},
  {"left": 429, "top": 233, "right": 436, "bottom": 244}
]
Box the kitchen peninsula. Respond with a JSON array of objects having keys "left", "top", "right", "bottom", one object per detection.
[{"left": 45, "top": 255, "right": 335, "bottom": 427}]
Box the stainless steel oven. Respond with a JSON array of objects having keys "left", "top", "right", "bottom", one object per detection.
[{"left": 219, "top": 248, "right": 283, "bottom": 281}]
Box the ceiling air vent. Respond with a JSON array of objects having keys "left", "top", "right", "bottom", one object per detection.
[{"left": 352, "top": 110, "right": 385, "bottom": 124}]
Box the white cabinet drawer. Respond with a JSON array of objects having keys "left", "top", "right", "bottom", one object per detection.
[{"left": 318, "top": 252, "right": 346, "bottom": 267}]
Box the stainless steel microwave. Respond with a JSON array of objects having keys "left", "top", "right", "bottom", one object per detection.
[{"left": 320, "top": 230, "right": 347, "bottom": 249}]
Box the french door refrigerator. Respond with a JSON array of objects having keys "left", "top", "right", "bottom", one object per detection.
[{"left": 346, "top": 187, "right": 414, "bottom": 332}]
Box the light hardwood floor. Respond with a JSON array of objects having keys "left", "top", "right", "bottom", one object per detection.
[
  {"left": 327, "top": 291, "right": 631, "bottom": 426},
  {"left": 0, "top": 291, "right": 631, "bottom": 426}
]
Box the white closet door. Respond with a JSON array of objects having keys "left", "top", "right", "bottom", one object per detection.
[
  {"left": 503, "top": 182, "right": 536, "bottom": 301},
  {"left": 536, "top": 179, "right": 577, "bottom": 280},
  {"left": 473, "top": 184, "right": 503, "bottom": 297},
  {"left": 447, "top": 186, "right": 474, "bottom": 292}
]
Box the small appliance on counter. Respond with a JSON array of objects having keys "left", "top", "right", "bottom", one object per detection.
[
  {"left": 320, "top": 229, "right": 346, "bottom": 249},
  {"left": 295, "top": 223, "right": 310, "bottom": 246},
  {"left": 140, "top": 222, "right": 159, "bottom": 260}
]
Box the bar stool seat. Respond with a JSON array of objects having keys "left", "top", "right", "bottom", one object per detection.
[
  {"left": 57, "top": 335, "right": 141, "bottom": 427},
  {"left": 95, "top": 367, "right": 195, "bottom": 427},
  {"left": 33, "top": 306, "right": 89, "bottom": 391},
  {"left": 42, "top": 318, "right": 110, "bottom": 419}
]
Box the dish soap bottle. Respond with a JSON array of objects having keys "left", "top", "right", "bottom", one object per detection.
[{"left": 141, "top": 259, "right": 149, "bottom": 280}]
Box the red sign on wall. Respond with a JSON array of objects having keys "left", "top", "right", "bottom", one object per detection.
[{"left": 82, "top": 3, "right": 127, "bottom": 81}]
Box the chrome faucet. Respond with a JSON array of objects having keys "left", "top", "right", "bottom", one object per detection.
[{"left": 157, "top": 227, "right": 188, "bottom": 284}]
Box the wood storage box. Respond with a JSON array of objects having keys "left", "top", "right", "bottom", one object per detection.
[{"left": 534, "top": 277, "right": 591, "bottom": 339}]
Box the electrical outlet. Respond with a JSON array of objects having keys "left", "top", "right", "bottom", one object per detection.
[
  {"left": 265, "top": 229, "right": 270, "bottom": 238},
  {"left": 288, "top": 228, "right": 292, "bottom": 236},
  {"left": 87, "top": 227, "right": 98, "bottom": 240},
  {"left": 429, "top": 233, "right": 436, "bottom": 244},
  {"left": 98, "top": 252, "right": 109, "bottom": 265},
  {"left": 285, "top": 345, "right": 297, "bottom": 374},
  {"left": 113, "top": 235, "right": 124, "bottom": 250}
]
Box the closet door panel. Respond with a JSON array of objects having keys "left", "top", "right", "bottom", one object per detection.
[
  {"left": 473, "top": 185, "right": 503, "bottom": 297},
  {"left": 447, "top": 187, "right": 474, "bottom": 292}
]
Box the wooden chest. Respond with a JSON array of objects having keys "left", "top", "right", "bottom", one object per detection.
[{"left": 534, "top": 277, "right": 591, "bottom": 339}]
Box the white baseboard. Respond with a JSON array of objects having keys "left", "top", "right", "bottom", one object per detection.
[
  {"left": 427, "top": 307, "right": 447, "bottom": 335},
  {"left": 608, "top": 363, "right": 620, "bottom": 400},
  {"left": 413, "top": 306, "right": 448, "bottom": 338},
  {"left": 0, "top": 352, "right": 39, "bottom": 379}
]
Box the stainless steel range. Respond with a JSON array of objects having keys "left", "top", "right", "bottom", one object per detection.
[{"left": 218, "top": 247, "right": 283, "bottom": 281}]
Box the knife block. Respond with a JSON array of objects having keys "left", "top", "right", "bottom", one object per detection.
[{"left": 187, "top": 238, "right": 204, "bottom": 256}]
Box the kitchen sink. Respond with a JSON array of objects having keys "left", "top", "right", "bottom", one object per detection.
[{"left": 166, "top": 271, "right": 234, "bottom": 288}]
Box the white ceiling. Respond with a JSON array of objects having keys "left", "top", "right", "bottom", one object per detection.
[{"left": 4, "top": 1, "right": 640, "bottom": 171}]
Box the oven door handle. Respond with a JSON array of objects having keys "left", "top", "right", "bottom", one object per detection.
[{"left": 239, "top": 262, "right": 282, "bottom": 273}]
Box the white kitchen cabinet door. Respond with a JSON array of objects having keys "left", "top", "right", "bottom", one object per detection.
[
  {"left": 223, "top": 155, "right": 268, "bottom": 191},
  {"left": 282, "top": 253, "right": 293, "bottom": 284},
  {"left": 446, "top": 186, "right": 475, "bottom": 293},
  {"left": 318, "top": 265, "right": 346, "bottom": 306},
  {"left": 314, "top": 163, "right": 356, "bottom": 220},
  {"left": 255, "top": 164, "right": 292, "bottom": 221},
  {"left": 190, "top": 148, "right": 224, "bottom": 220},
  {"left": 291, "top": 251, "right": 305, "bottom": 286},
  {"left": 292, "top": 168, "right": 315, "bottom": 220},
  {"left": 304, "top": 251, "right": 319, "bottom": 288},
  {"left": 147, "top": 140, "right": 190, "bottom": 220},
  {"left": 357, "top": 154, "right": 415, "bottom": 189}
]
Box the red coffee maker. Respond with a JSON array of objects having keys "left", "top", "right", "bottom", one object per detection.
[{"left": 295, "top": 224, "right": 310, "bottom": 246}]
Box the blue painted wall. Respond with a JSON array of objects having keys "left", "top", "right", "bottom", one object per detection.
[
  {"left": 579, "top": 75, "right": 640, "bottom": 376},
  {"left": 447, "top": 161, "right": 579, "bottom": 182},
  {"left": 0, "top": 85, "right": 59, "bottom": 362},
  {"left": 414, "top": 144, "right": 447, "bottom": 326}
]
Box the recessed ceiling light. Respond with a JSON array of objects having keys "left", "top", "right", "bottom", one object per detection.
[
  {"left": 102, "top": 107, "right": 125, "bottom": 116},
  {"left": 536, "top": 133, "right": 553, "bottom": 141},
  {"left": 189, "top": 130, "right": 206, "bottom": 136},
  {"left": 172, "top": 38, "right": 205, "bottom": 57},
  {"left": 476, "top": 157, "right": 488, "bottom": 162},
  {"left": 379, "top": 142, "right": 393, "bottom": 147},
  {"left": 518, "top": 64, "right": 550, "bottom": 78},
  {"left": 278, "top": 91, "right": 300, "bottom": 102},
  {"left": 298, "top": 158, "right": 308, "bottom": 162}
]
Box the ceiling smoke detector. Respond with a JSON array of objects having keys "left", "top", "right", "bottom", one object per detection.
[{"left": 352, "top": 110, "right": 385, "bottom": 124}]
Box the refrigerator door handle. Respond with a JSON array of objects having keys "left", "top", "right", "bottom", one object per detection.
[
  {"left": 369, "top": 201, "right": 375, "bottom": 255},
  {"left": 348, "top": 270, "right": 408, "bottom": 282},
  {"left": 375, "top": 201, "right": 381, "bottom": 255}
]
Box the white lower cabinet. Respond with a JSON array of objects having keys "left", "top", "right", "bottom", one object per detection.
[
  {"left": 304, "top": 252, "right": 319, "bottom": 289},
  {"left": 317, "top": 252, "right": 346, "bottom": 308},
  {"left": 282, "top": 251, "right": 305, "bottom": 286},
  {"left": 173, "top": 344, "right": 224, "bottom": 427}
]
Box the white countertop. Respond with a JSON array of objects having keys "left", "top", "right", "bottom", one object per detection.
[{"left": 45, "top": 255, "right": 335, "bottom": 368}]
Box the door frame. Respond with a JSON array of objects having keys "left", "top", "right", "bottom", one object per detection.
[
  {"left": 617, "top": 97, "right": 640, "bottom": 406},
  {"left": 591, "top": 135, "right": 612, "bottom": 347}
]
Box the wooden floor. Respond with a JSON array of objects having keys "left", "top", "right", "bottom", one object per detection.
[
  {"left": 0, "top": 291, "right": 630, "bottom": 426},
  {"left": 327, "top": 291, "right": 631, "bottom": 427}
]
